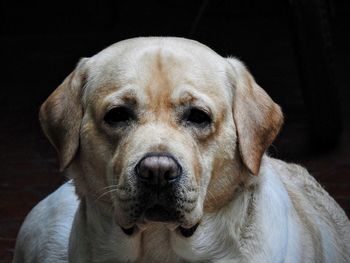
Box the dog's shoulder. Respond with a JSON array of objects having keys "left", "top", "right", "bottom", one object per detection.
[
  {"left": 268, "top": 157, "right": 345, "bottom": 217},
  {"left": 266, "top": 157, "right": 350, "bottom": 262},
  {"left": 13, "top": 181, "right": 79, "bottom": 263}
]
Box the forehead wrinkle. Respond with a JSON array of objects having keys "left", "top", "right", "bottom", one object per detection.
[
  {"left": 83, "top": 44, "right": 230, "bottom": 115},
  {"left": 139, "top": 48, "right": 221, "bottom": 114},
  {"left": 142, "top": 50, "right": 175, "bottom": 112}
]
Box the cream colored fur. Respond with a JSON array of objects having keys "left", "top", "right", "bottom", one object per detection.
[{"left": 13, "top": 37, "right": 350, "bottom": 263}]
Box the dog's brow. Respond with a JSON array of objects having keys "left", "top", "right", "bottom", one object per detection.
[
  {"left": 120, "top": 94, "right": 138, "bottom": 104},
  {"left": 102, "top": 88, "right": 138, "bottom": 106},
  {"left": 174, "top": 87, "right": 215, "bottom": 110}
]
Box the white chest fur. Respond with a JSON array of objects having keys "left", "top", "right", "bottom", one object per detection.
[
  {"left": 70, "top": 185, "right": 262, "bottom": 263},
  {"left": 16, "top": 161, "right": 307, "bottom": 263}
]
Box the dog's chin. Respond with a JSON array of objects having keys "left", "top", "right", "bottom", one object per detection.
[
  {"left": 144, "top": 204, "right": 177, "bottom": 222},
  {"left": 116, "top": 207, "right": 200, "bottom": 237}
]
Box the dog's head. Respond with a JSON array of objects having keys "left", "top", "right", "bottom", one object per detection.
[{"left": 39, "top": 37, "right": 282, "bottom": 235}]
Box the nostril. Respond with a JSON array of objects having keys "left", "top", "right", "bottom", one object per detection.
[
  {"left": 164, "top": 170, "right": 176, "bottom": 182},
  {"left": 164, "top": 165, "right": 181, "bottom": 182},
  {"left": 137, "top": 161, "right": 153, "bottom": 181},
  {"left": 164, "top": 170, "right": 170, "bottom": 181}
]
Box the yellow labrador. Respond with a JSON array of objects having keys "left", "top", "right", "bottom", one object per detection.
[{"left": 14, "top": 37, "right": 350, "bottom": 263}]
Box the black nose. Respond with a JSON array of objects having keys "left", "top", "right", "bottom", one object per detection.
[{"left": 136, "top": 154, "right": 181, "bottom": 185}]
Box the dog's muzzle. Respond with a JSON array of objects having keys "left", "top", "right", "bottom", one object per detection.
[
  {"left": 120, "top": 153, "right": 199, "bottom": 237},
  {"left": 134, "top": 153, "right": 183, "bottom": 222}
]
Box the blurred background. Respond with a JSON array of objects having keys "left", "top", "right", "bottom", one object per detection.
[{"left": 1, "top": 0, "right": 349, "bottom": 261}]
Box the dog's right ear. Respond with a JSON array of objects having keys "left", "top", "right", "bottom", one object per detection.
[{"left": 39, "top": 58, "right": 88, "bottom": 171}]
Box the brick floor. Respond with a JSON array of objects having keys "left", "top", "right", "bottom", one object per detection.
[{"left": 0, "top": 112, "right": 63, "bottom": 262}]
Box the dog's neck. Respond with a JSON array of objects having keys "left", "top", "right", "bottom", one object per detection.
[{"left": 68, "top": 185, "right": 258, "bottom": 263}]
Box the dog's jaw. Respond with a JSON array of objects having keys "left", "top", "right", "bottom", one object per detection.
[{"left": 113, "top": 189, "right": 203, "bottom": 237}]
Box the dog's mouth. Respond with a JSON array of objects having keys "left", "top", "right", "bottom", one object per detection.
[
  {"left": 115, "top": 178, "right": 200, "bottom": 238},
  {"left": 119, "top": 204, "right": 199, "bottom": 238}
]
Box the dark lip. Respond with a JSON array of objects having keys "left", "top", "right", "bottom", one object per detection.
[
  {"left": 121, "top": 225, "right": 137, "bottom": 236},
  {"left": 120, "top": 221, "right": 200, "bottom": 238},
  {"left": 178, "top": 223, "right": 199, "bottom": 238}
]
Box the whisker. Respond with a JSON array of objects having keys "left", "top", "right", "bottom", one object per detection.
[
  {"left": 98, "top": 185, "right": 120, "bottom": 192},
  {"left": 95, "top": 188, "right": 119, "bottom": 202}
]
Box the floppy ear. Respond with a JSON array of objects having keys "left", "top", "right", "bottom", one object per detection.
[
  {"left": 39, "top": 58, "right": 88, "bottom": 171},
  {"left": 227, "top": 58, "right": 283, "bottom": 175}
]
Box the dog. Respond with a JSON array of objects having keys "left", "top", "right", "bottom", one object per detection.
[{"left": 13, "top": 37, "right": 350, "bottom": 263}]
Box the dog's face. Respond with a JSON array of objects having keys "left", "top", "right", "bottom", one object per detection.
[{"left": 39, "top": 37, "right": 282, "bottom": 235}]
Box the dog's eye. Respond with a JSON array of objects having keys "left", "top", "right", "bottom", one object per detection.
[
  {"left": 184, "top": 107, "right": 212, "bottom": 126},
  {"left": 104, "top": 106, "right": 135, "bottom": 125}
]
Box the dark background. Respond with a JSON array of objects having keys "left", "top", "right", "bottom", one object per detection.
[{"left": 1, "top": 0, "right": 349, "bottom": 261}]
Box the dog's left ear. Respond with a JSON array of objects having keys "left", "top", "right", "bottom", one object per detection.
[
  {"left": 227, "top": 58, "right": 283, "bottom": 175},
  {"left": 39, "top": 58, "right": 88, "bottom": 171}
]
